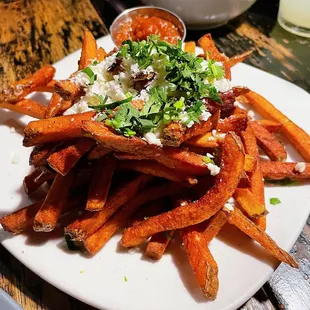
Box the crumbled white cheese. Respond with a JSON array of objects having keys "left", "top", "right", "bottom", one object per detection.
[
  {"left": 11, "top": 152, "right": 20, "bottom": 164},
  {"left": 234, "top": 101, "right": 240, "bottom": 107},
  {"left": 144, "top": 132, "right": 163, "bottom": 147},
  {"left": 206, "top": 152, "right": 214, "bottom": 158},
  {"left": 213, "top": 78, "right": 232, "bottom": 92},
  {"left": 10, "top": 127, "right": 16, "bottom": 133},
  {"left": 212, "top": 129, "right": 217, "bottom": 137},
  {"left": 207, "top": 163, "right": 220, "bottom": 176},
  {"left": 187, "top": 121, "right": 194, "bottom": 128},
  {"left": 128, "top": 247, "right": 139, "bottom": 255},
  {"left": 224, "top": 203, "right": 234, "bottom": 211},
  {"left": 217, "top": 133, "right": 226, "bottom": 142},
  {"left": 136, "top": 89, "right": 150, "bottom": 103},
  {"left": 70, "top": 72, "right": 90, "bottom": 86},
  {"left": 295, "top": 162, "right": 306, "bottom": 173},
  {"left": 227, "top": 197, "right": 235, "bottom": 204},
  {"left": 247, "top": 110, "right": 255, "bottom": 118},
  {"left": 208, "top": 136, "right": 216, "bottom": 141},
  {"left": 199, "top": 110, "right": 211, "bottom": 121},
  {"left": 180, "top": 201, "right": 187, "bottom": 206},
  {"left": 64, "top": 101, "right": 93, "bottom": 115}
]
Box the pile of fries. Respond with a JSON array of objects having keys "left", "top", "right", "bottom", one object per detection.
[{"left": 1, "top": 30, "right": 310, "bottom": 300}]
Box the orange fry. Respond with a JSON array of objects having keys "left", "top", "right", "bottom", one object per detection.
[
  {"left": 222, "top": 206, "right": 297, "bottom": 268},
  {"left": 181, "top": 226, "right": 219, "bottom": 299},
  {"left": 0, "top": 99, "right": 46, "bottom": 119},
  {"left": 225, "top": 50, "right": 253, "bottom": 68},
  {"left": 45, "top": 93, "right": 72, "bottom": 118},
  {"left": 97, "top": 47, "right": 108, "bottom": 61},
  {"left": 65, "top": 175, "right": 150, "bottom": 243},
  {"left": 47, "top": 138, "right": 95, "bottom": 176},
  {"left": 121, "top": 132, "right": 245, "bottom": 247},
  {"left": 257, "top": 120, "right": 282, "bottom": 133},
  {"left": 233, "top": 188, "right": 267, "bottom": 218},
  {"left": 54, "top": 79, "right": 84, "bottom": 101},
  {"left": 261, "top": 161, "right": 310, "bottom": 180},
  {"left": 23, "top": 111, "right": 95, "bottom": 147},
  {"left": 88, "top": 144, "right": 112, "bottom": 160},
  {"left": 250, "top": 121, "right": 287, "bottom": 161},
  {"left": 184, "top": 41, "right": 196, "bottom": 54},
  {"left": 33, "top": 171, "right": 75, "bottom": 232},
  {"left": 244, "top": 154, "right": 257, "bottom": 172},
  {"left": 203, "top": 211, "right": 228, "bottom": 243},
  {"left": 83, "top": 182, "right": 184, "bottom": 255},
  {"left": 79, "top": 29, "right": 98, "bottom": 70},
  {"left": 23, "top": 167, "right": 54, "bottom": 195},
  {"left": 36, "top": 79, "right": 56, "bottom": 93},
  {"left": 244, "top": 91, "right": 310, "bottom": 161},
  {"left": 0, "top": 66, "right": 55, "bottom": 103},
  {"left": 29, "top": 143, "right": 59, "bottom": 167},
  {"left": 86, "top": 155, "right": 116, "bottom": 211}
]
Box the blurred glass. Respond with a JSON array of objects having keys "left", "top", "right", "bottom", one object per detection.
[{"left": 278, "top": 0, "right": 310, "bottom": 38}]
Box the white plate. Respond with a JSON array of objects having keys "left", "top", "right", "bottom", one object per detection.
[{"left": 1, "top": 35, "right": 310, "bottom": 310}]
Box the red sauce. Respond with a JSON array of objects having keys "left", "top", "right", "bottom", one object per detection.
[{"left": 115, "top": 16, "right": 181, "bottom": 46}]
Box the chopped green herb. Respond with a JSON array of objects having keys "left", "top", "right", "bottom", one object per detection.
[
  {"left": 270, "top": 197, "right": 281, "bottom": 205},
  {"left": 124, "top": 276, "right": 128, "bottom": 282},
  {"left": 82, "top": 67, "right": 97, "bottom": 85},
  {"left": 266, "top": 178, "right": 299, "bottom": 186},
  {"left": 202, "top": 156, "right": 215, "bottom": 165}
]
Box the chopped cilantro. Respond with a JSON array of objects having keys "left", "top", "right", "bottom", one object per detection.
[
  {"left": 202, "top": 156, "right": 215, "bottom": 165},
  {"left": 124, "top": 276, "right": 128, "bottom": 282},
  {"left": 82, "top": 67, "right": 97, "bottom": 85},
  {"left": 270, "top": 197, "right": 281, "bottom": 205},
  {"left": 266, "top": 178, "right": 299, "bottom": 186}
]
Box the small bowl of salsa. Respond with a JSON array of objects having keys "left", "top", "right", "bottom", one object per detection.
[{"left": 110, "top": 6, "right": 186, "bottom": 47}]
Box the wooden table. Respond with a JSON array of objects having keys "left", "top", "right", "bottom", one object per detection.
[{"left": 0, "top": 0, "right": 309, "bottom": 309}]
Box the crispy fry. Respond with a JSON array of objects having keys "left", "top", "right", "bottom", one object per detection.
[
  {"left": 23, "top": 111, "right": 95, "bottom": 147},
  {"left": 33, "top": 171, "right": 75, "bottom": 232},
  {"left": 241, "top": 125, "right": 266, "bottom": 229},
  {"left": 250, "top": 121, "right": 287, "bottom": 161},
  {"left": 244, "top": 154, "right": 257, "bottom": 172},
  {"left": 83, "top": 183, "right": 184, "bottom": 254},
  {"left": 244, "top": 91, "right": 310, "bottom": 161},
  {"left": 225, "top": 50, "right": 253, "bottom": 68},
  {"left": 0, "top": 66, "right": 55, "bottom": 103},
  {"left": 118, "top": 160, "right": 196, "bottom": 183},
  {"left": 97, "top": 47, "right": 108, "bottom": 61},
  {"left": 261, "top": 161, "right": 310, "bottom": 180},
  {"left": 233, "top": 188, "right": 267, "bottom": 218},
  {"left": 145, "top": 230, "right": 175, "bottom": 260},
  {"left": 121, "top": 132, "right": 245, "bottom": 247},
  {"left": 0, "top": 99, "right": 46, "bottom": 119},
  {"left": 79, "top": 29, "right": 98, "bottom": 70},
  {"left": 257, "top": 120, "right": 282, "bottom": 133},
  {"left": 47, "top": 138, "right": 95, "bottom": 176},
  {"left": 181, "top": 226, "right": 219, "bottom": 299},
  {"left": 185, "top": 132, "right": 219, "bottom": 148},
  {"left": 36, "top": 80, "right": 56, "bottom": 92},
  {"left": 88, "top": 144, "right": 112, "bottom": 160},
  {"left": 222, "top": 207, "right": 297, "bottom": 268},
  {"left": 232, "top": 106, "right": 247, "bottom": 115},
  {"left": 23, "top": 167, "right": 54, "bottom": 195},
  {"left": 203, "top": 211, "right": 228, "bottom": 243},
  {"left": 82, "top": 121, "right": 211, "bottom": 176},
  {"left": 45, "top": 93, "right": 72, "bottom": 118},
  {"left": 86, "top": 155, "right": 116, "bottom": 211},
  {"left": 65, "top": 175, "right": 150, "bottom": 243},
  {"left": 29, "top": 143, "right": 59, "bottom": 167},
  {"left": 184, "top": 41, "right": 196, "bottom": 54},
  {"left": 54, "top": 79, "right": 84, "bottom": 101}
]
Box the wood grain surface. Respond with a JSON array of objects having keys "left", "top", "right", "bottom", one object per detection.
[{"left": 0, "top": 0, "right": 310, "bottom": 309}]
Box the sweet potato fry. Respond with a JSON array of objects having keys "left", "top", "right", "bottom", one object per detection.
[
  {"left": 225, "top": 50, "right": 253, "bottom": 68},
  {"left": 88, "top": 144, "right": 112, "bottom": 160},
  {"left": 82, "top": 121, "right": 211, "bottom": 176},
  {"left": 244, "top": 154, "right": 257, "bottom": 172},
  {"left": 96, "top": 47, "right": 107, "bottom": 61},
  {"left": 121, "top": 132, "right": 245, "bottom": 247},
  {"left": 79, "top": 29, "right": 98, "bottom": 70},
  {"left": 45, "top": 93, "right": 72, "bottom": 118},
  {"left": 181, "top": 226, "right": 219, "bottom": 299},
  {"left": 203, "top": 211, "right": 228, "bottom": 243},
  {"left": 36, "top": 79, "right": 56, "bottom": 92},
  {"left": 257, "top": 120, "right": 282, "bottom": 133},
  {"left": 33, "top": 171, "right": 75, "bottom": 232},
  {"left": 83, "top": 182, "right": 184, "bottom": 254},
  {"left": 198, "top": 34, "right": 230, "bottom": 79},
  {"left": 47, "top": 138, "right": 95, "bottom": 176},
  {"left": 23, "top": 111, "right": 95, "bottom": 147},
  {"left": 0, "top": 99, "right": 46, "bottom": 119},
  {"left": 222, "top": 206, "right": 297, "bottom": 268},
  {"left": 23, "top": 167, "right": 54, "bottom": 195},
  {"left": 29, "top": 143, "right": 59, "bottom": 167},
  {"left": 118, "top": 160, "right": 196, "bottom": 183},
  {"left": 0, "top": 66, "right": 55, "bottom": 103},
  {"left": 233, "top": 188, "right": 267, "bottom": 218},
  {"left": 65, "top": 174, "right": 150, "bottom": 243},
  {"left": 244, "top": 91, "right": 310, "bottom": 161},
  {"left": 86, "top": 155, "right": 116, "bottom": 211},
  {"left": 241, "top": 125, "right": 266, "bottom": 229},
  {"left": 184, "top": 41, "right": 196, "bottom": 54},
  {"left": 261, "top": 161, "right": 310, "bottom": 180},
  {"left": 145, "top": 230, "right": 175, "bottom": 260},
  {"left": 54, "top": 79, "right": 84, "bottom": 101},
  {"left": 250, "top": 121, "right": 287, "bottom": 161},
  {"left": 185, "top": 132, "right": 219, "bottom": 148}
]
